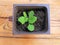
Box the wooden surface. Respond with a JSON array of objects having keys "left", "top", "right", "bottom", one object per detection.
[{"left": 0, "top": 0, "right": 60, "bottom": 45}]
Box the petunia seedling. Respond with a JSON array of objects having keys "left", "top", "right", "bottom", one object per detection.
[
  {"left": 27, "top": 11, "right": 37, "bottom": 31},
  {"left": 18, "top": 10, "right": 37, "bottom": 31},
  {"left": 28, "top": 11, "right": 37, "bottom": 24},
  {"left": 18, "top": 12, "right": 28, "bottom": 24},
  {"left": 27, "top": 24, "right": 34, "bottom": 31}
]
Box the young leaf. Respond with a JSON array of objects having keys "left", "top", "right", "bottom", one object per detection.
[
  {"left": 18, "top": 16, "right": 26, "bottom": 24},
  {"left": 27, "top": 24, "right": 34, "bottom": 31},
  {"left": 23, "top": 12, "right": 27, "bottom": 17},
  {"left": 29, "top": 16, "right": 37, "bottom": 23},
  {"left": 28, "top": 10, "right": 34, "bottom": 17}
]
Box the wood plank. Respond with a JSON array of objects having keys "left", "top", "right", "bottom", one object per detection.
[{"left": 0, "top": 38, "right": 60, "bottom": 45}]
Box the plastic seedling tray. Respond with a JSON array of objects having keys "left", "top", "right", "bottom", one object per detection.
[{"left": 13, "top": 4, "right": 50, "bottom": 34}]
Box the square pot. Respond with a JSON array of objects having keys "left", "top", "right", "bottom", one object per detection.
[{"left": 13, "top": 4, "right": 50, "bottom": 34}]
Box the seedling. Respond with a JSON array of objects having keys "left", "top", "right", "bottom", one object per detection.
[
  {"left": 18, "top": 12, "right": 28, "bottom": 24},
  {"left": 18, "top": 10, "right": 37, "bottom": 31}
]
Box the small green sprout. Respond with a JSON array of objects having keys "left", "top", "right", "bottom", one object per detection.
[
  {"left": 18, "top": 12, "right": 28, "bottom": 24},
  {"left": 27, "top": 24, "right": 34, "bottom": 31},
  {"left": 28, "top": 11, "right": 37, "bottom": 24},
  {"left": 18, "top": 10, "right": 37, "bottom": 31}
]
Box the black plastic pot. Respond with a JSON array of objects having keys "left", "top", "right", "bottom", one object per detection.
[{"left": 13, "top": 4, "right": 50, "bottom": 34}]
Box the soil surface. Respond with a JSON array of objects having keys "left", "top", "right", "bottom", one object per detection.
[{"left": 16, "top": 8, "right": 48, "bottom": 32}]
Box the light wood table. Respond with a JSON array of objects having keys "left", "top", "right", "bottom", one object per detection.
[{"left": 0, "top": 0, "right": 60, "bottom": 45}]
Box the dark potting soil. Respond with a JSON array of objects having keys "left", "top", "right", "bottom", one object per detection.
[{"left": 16, "top": 8, "right": 48, "bottom": 32}]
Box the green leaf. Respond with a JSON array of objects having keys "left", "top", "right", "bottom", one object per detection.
[
  {"left": 18, "top": 16, "right": 28, "bottom": 24},
  {"left": 29, "top": 16, "right": 37, "bottom": 23},
  {"left": 28, "top": 10, "right": 34, "bottom": 17},
  {"left": 25, "top": 18, "right": 28, "bottom": 22},
  {"left": 23, "top": 12, "right": 27, "bottom": 17},
  {"left": 27, "top": 24, "right": 34, "bottom": 31},
  {"left": 28, "top": 10, "right": 37, "bottom": 24}
]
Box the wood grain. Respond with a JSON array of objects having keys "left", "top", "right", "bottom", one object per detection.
[{"left": 0, "top": 0, "right": 60, "bottom": 45}]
